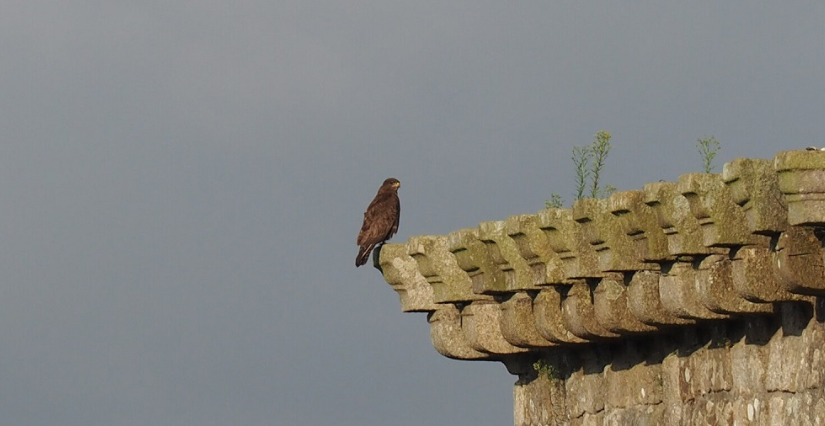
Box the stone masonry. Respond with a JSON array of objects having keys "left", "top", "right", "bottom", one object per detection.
[{"left": 374, "top": 151, "right": 825, "bottom": 425}]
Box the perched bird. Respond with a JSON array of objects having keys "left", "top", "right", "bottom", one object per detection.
[{"left": 356, "top": 178, "right": 401, "bottom": 267}]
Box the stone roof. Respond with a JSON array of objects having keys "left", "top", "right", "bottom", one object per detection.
[{"left": 375, "top": 150, "right": 825, "bottom": 364}]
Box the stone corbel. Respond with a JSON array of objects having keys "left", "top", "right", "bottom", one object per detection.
[
  {"left": 677, "top": 173, "right": 769, "bottom": 247},
  {"left": 533, "top": 287, "right": 588, "bottom": 344},
  {"left": 407, "top": 235, "right": 489, "bottom": 304},
  {"left": 573, "top": 197, "right": 647, "bottom": 272},
  {"left": 428, "top": 305, "right": 491, "bottom": 360},
  {"left": 592, "top": 274, "right": 659, "bottom": 334},
  {"left": 722, "top": 158, "right": 788, "bottom": 235},
  {"left": 775, "top": 226, "right": 825, "bottom": 295},
  {"left": 505, "top": 214, "right": 568, "bottom": 285},
  {"left": 378, "top": 243, "right": 438, "bottom": 312},
  {"left": 608, "top": 190, "right": 671, "bottom": 263},
  {"left": 478, "top": 220, "right": 541, "bottom": 291},
  {"left": 626, "top": 270, "right": 694, "bottom": 326},
  {"left": 730, "top": 246, "right": 812, "bottom": 303},
  {"left": 561, "top": 279, "right": 621, "bottom": 340},
  {"left": 448, "top": 228, "right": 508, "bottom": 294},
  {"left": 537, "top": 208, "right": 599, "bottom": 279},
  {"left": 694, "top": 254, "right": 774, "bottom": 315},
  {"left": 658, "top": 260, "right": 728, "bottom": 320},
  {"left": 774, "top": 150, "right": 825, "bottom": 226},
  {"left": 643, "top": 181, "right": 721, "bottom": 256},
  {"left": 461, "top": 300, "right": 529, "bottom": 355},
  {"left": 499, "top": 292, "right": 557, "bottom": 348}
]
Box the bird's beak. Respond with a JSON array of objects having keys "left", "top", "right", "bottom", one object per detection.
[{"left": 393, "top": 182, "right": 401, "bottom": 189}]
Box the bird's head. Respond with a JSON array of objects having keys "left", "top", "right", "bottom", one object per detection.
[{"left": 384, "top": 178, "right": 400, "bottom": 190}]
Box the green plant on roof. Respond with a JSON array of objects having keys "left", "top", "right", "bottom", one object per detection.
[
  {"left": 546, "top": 130, "right": 616, "bottom": 208},
  {"left": 696, "top": 136, "right": 721, "bottom": 173}
]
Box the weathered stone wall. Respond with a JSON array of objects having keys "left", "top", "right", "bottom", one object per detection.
[
  {"left": 375, "top": 151, "right": 825, "bottom": 426},
  {"left": 509, "top": 301, "right": 825, "bottom": 425}
]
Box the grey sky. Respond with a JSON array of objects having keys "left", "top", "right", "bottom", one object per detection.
[{"left": 0, "top": 2, "right": 823, "bottom": 425}]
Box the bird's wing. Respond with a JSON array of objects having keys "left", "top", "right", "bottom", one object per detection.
[{"left": 357, "top": 194, "right": 393, "bottom": 246}]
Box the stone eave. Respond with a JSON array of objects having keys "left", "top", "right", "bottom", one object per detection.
[{"left": 375, "top": 150, "right": 825, "bottom": 362}]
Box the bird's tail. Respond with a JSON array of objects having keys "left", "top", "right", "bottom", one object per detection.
[{"left": 355, "top": 244, "right": 376, "bottom": 267}]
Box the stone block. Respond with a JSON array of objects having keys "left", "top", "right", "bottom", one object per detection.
[
  {"left": 428, "top": 305, "right": 490, "bottom": 360},
  {"left": 608, "top": 189, "right": 671, "bottom": 263},
  {"left": 604, "top": 341, "right": 663, "bottom": 408},
  {"left": 766, "top": 302, "right": 825, "bottom": 393},
  {"left": 627, "top": 270, "right": 695, "bottom": 326},
  {"left": 593, "top": 274, "right": 659, "bottom": 334},
  {"left": 661, "top": 402, "right": 685, "bottom": 425},
  {"left": 774, "top": 150, "right": 825, "bottom": 226},
  {"left": 732, "top": 396, "right": 766, "bottom": 425},
  {"left": 659, "top": 261, "right": 728, "bottom": 320},
  {"left": 682, "top": 397, "right": 734, "bottom": 426},
  {"left": 677, "top": 172, "right": 767, "bottom": 247},
  {"left": 661, "top": 352, "right": 685, "bottom": 405},
  {"left": 775, "top": 226, "right": 825, "bottom": 295},
  {"left": 730, "top": 246, "right": 812, "bottom": 303},
  {"left": 407, "top": 235, "right": 489, "bottom": 304},
  {"left": 461, "top": 300, "right": 529, "bottom": 355},
  {"left": 378, "top": 243, "right": 438, "bottom": 312},
  {"left": 533, "top": 287, "right": 588, "bottom": 344},
  {"left": 562, "top": 280, "right": 621, "bottom": 340},
  {"left": 603, "top": 405, "right": 666, "bottom": 426},
  {"left": 729, "top": 339, "right": 766, "bottom": 396},
  {"left": 565, "top": 351, "right": 607, "bottom": 417},
  {"left": 766, "top": 391, "right": 825, "bottom": 426},
  {"left": 513, "top": 370, "right": 558, "bottom": 426},
  {"left": 499, "top": 292, "right": 556, "bottom": 348},
  {"left": 573, "top": 197, "right": 647, "bottom": 272},
  {"left": 506, "top": 213, "right": 568, "bottom": 285},
  {"left": 538, "top": 208, "right": 602, "bottom": 279},
  {"left": 644, "top": 181, "right": 719, "bottom": 256},
  {"left": 682, "top": 335, "right": 733, "bottom": 399},
  {"left": 479, "top": 220, "right": 541, "bottom": 291},
  {"left": 572, "top": 411, "right": 604, "bottom": 426},
  {"left": 722, "top": 158, "right": 788, "bottom": 235},
  {"left": 447, "top": 228, "right": 509, "bottom": 294},
  {"left": 694, "top": 254, "right": 773, "bottom": 315}
]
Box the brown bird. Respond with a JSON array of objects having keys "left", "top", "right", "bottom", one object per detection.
[{"left": 356, "top": 178, "right": 401, "bottom": 267}]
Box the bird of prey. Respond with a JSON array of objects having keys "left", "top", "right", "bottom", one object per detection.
[{"left": 356, "top": 178, "right": 401, "bottom": 267}]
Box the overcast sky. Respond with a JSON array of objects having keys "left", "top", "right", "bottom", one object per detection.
[{"left": 0, "top": 2, "right": 823, "bottom": 425}]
